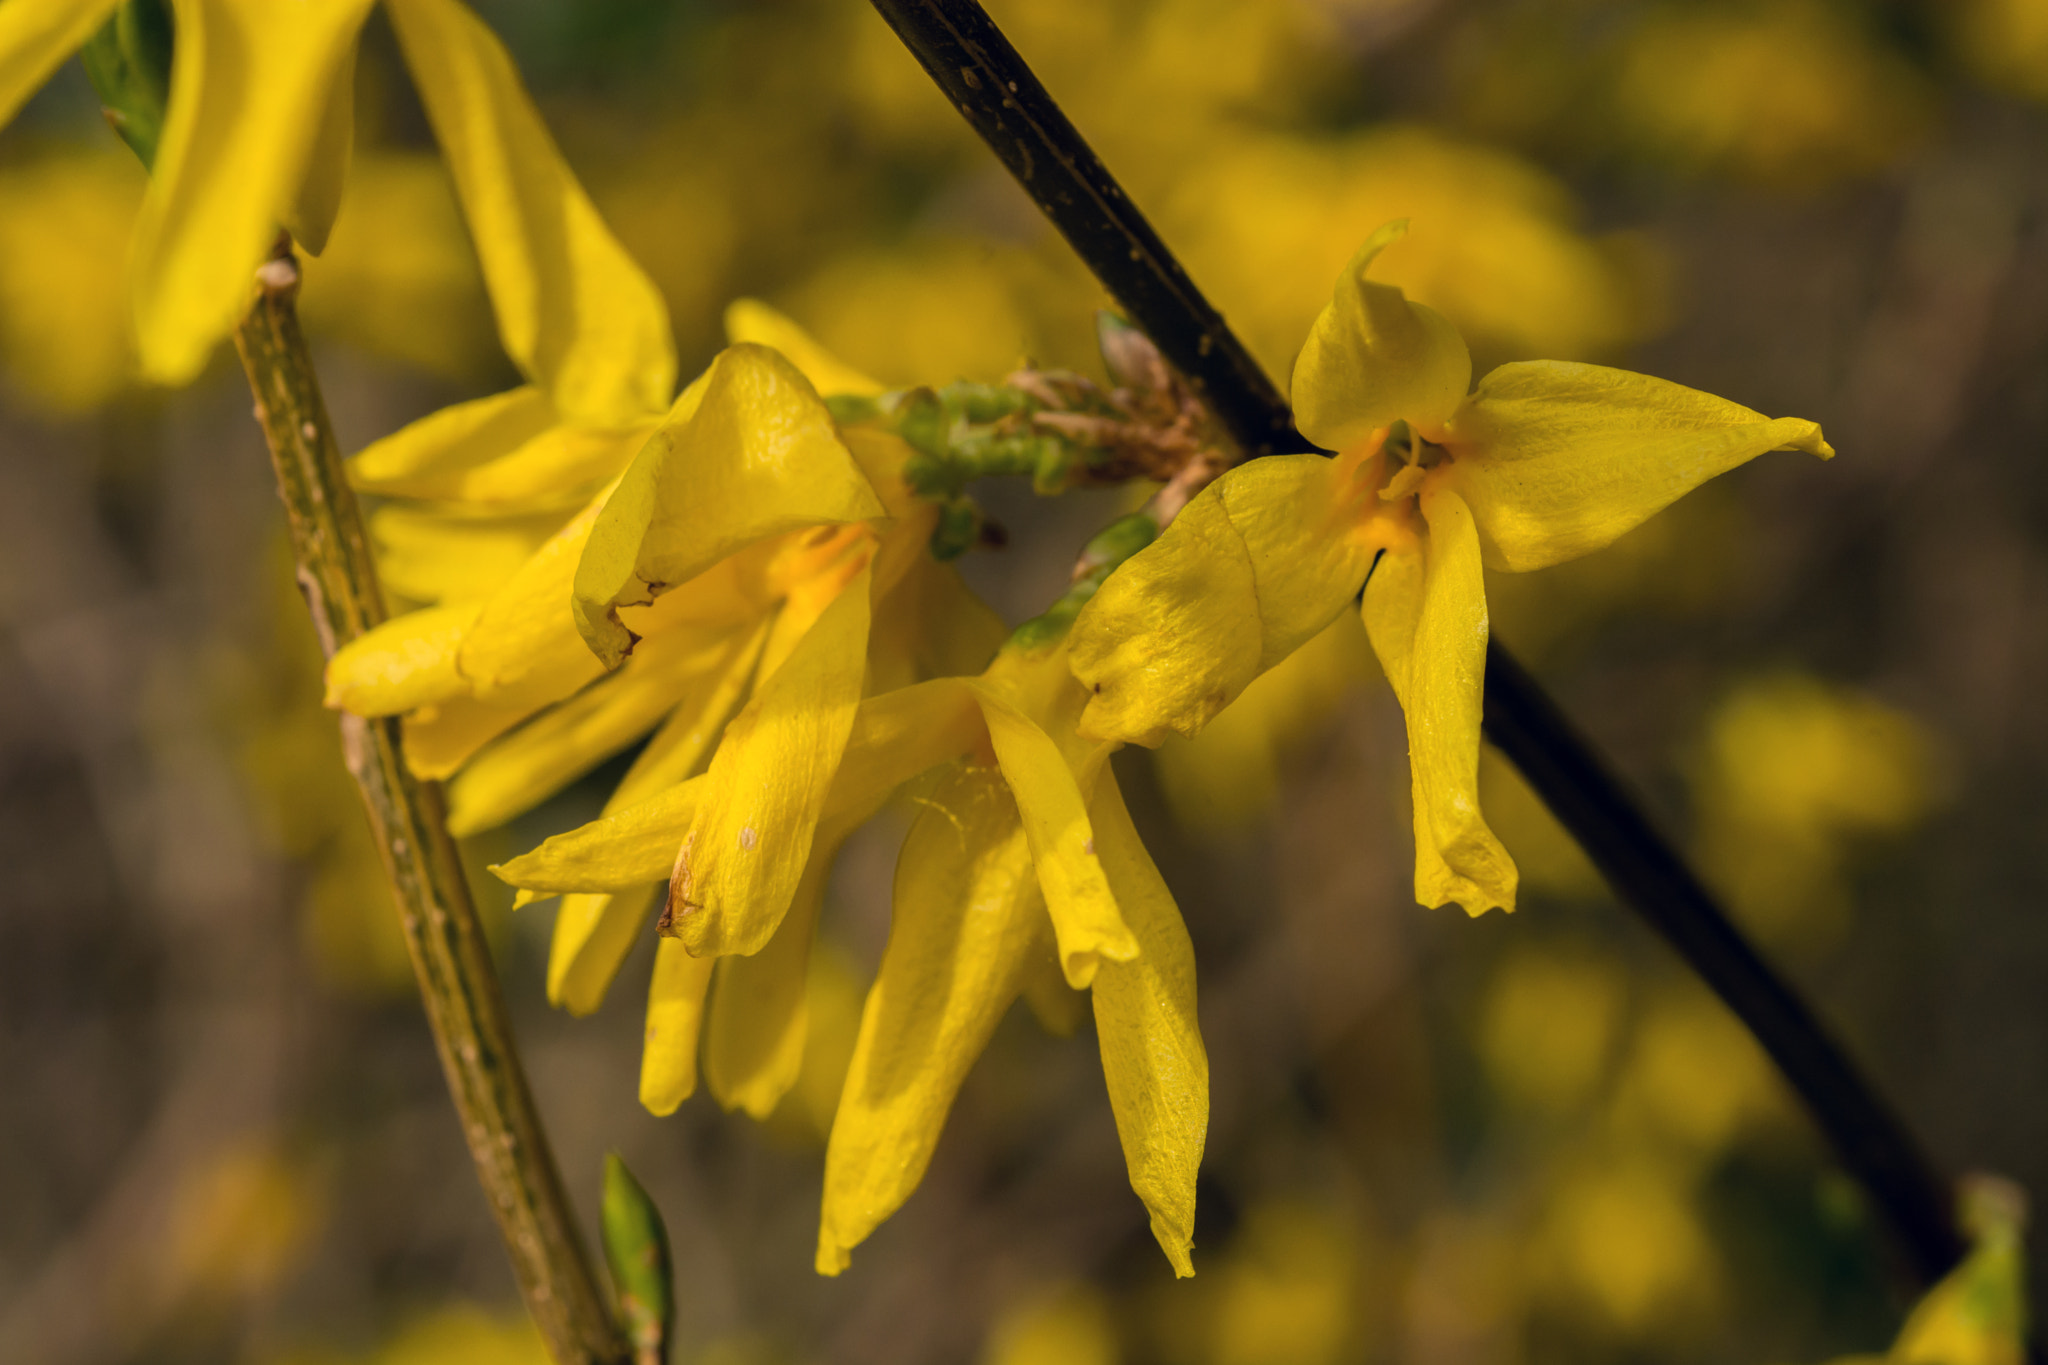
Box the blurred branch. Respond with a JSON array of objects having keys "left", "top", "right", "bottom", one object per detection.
[
  {"left": 864, "top": 0, "right": 1969, "bottom": 1288},
  {"left": 232, "top": 240, "right": 630, "bottom": 1365}
]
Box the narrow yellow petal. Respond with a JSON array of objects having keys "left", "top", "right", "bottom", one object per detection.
[
  {"left": 1445, "top": 360, "right": 1833, "bottom": 573},
  {"left": 670, "top": 567, "right": 871, "bottom": 958},
  {"left": 1087, "top": 765, "right": 1207, "bottom": 1277},
  {"left": 548, "top": 887, "right": 656, "bottom": 1017},
  {"left": 702, "top": 830, "right": 845, "bottom": 1120},
  {"left": 350, "top": 386, "right": 554, "bottom": 493},
  {"left": 495, "top": 775, "right": 706, "bottom": 896},
  {"left": 386, "top": 0, "right": 675, "bottom": 426},
  {"left": 324, "top": 601, "right": 479, "bottom": 716},
  {"left": 867, "top": 539, "right": 1007, "bottom": 695},
  {"left": 817, "top": 766, "right": 1043, "bottom": 1275},
  {"left": 369, "top": 503, "right": 566, "bottom": 606},
  {"left": 0, "top": 0, "right": 122, "bottom": 131},
  {"left": 401, "top": 692, "right": 537, "bottom": 781},
  {"left": 607, "top": 618, "right": 770, "bottom": 808},
  {"left": 573, "top": 344, "right": 884, "bottom": 667},
  {"left": 1362, "top": 486, "right": 1517, "bottom": 915},
  {"left": 1070, "top": 455, "right": 1378, "bottom": 746},
  {"left": 458, "top": 486, "right": 611, "bottom": 708},
  {"left": 972, "top": 684, "right": 1137, "bottom": 989},
  {"left": 134, "top": 0, "right": 375, "bottom": 384},
  {"left": 640, "top": 937, "right": 715, "bottom": 1116},
  {"left": 281, "top": 39, "right": 354, "bottom": 256},
  {"left": 446, "top": 622, "right": 762, "bottom": 836},
  {"left": 723, "top": 298, "right": 885, "bottom": 397},
  {"left": 1292, "top": 220, "right": 1472, "bottom": 449}
]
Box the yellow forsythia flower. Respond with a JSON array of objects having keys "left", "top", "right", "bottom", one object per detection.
[
  {"left": 496, "top": 638, "right": 1207, "bottom": 1279},
  {"left": 0, "top": 0, "right": 672, "bottom": 414},
  {"left": 1831, "top": 1178, "right": 2028, "bottom": 1365},
  {"left": 1069, "top": 220, "right": 1831, "bottom": 916}
]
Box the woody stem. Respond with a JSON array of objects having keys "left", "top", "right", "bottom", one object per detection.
[
  {"left": 233, "top": 240, "right": 630, "bottom": 1365},
  {"left": 865, "top": 0, "right": 1968, "bottom": 1288}
]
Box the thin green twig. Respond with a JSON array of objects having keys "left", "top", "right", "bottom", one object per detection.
[{"left": 234, "top": 240, "right": 631, "bottom": 1365}]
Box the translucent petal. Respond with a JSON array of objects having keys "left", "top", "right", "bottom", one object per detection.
[
  {"left": 816, "top": 766, "right": 1042, "bottom": 1275},
  {"left": 324, "top": 601, "right": 478, "bottom": 717},
  {"left": 446, "top": 622, "right": 762, "bottom": 836},
  {"left": 1361, "top": 487, "right": 1517, "bottom": 915},
  {"left": 458, "top": 487, "right": 610, "bottom": 708},
  {"left": 1070, "top": 455, "right": 1378, "bottom": 746},
  {"left": 1087, "top": 764, "right": 1208, "bottom": 1277},
  {"left": 386, "top": 0, "right": 675, "bottom": 426},
  {"left": 133, "top": 0, "right": 376, "bottom": 384},
  {"left": 1292, "top": 221, "right": 1471, "bottom": 450},
  {"left": 866, "top": 543, "right": 1007, "bottom": 695},
  {"left": 668, "top": 567, "right": 871, "bottom": 959},
  {"left": 350, "top": 386, "right": 554, "bottom": 493},
  {"left": 0, "top": 0, "right": 121, "bottom": 132},
  {"left": 969, "top": 685, "right": 1136, "bottom": 989},
  {"left": 401, "top": 692, "right": 537, "bottom": 781},
  {"left": 702, "top": 829, "right": 844, "bottom": 1120},
  {"left": 369, "top": 504, "right": 565, "bottom": 606},
  {"left": 281, "top": 39, "right": 354, "bottom": 256},
  {"left": 573, "top": 344, "right": 884, "bottom": 667},
  {"left": 1445, "top": 360, "right": 1833, "bottom": 573},
  {"left": 640, "top": 937, "right": 714, "bottom": 1116},
  {"left": 548, "top": 887, "right": 655, "bottom": 1018},
  {"left": 723, "top": 298, "right": 884, "bottom": 397}
]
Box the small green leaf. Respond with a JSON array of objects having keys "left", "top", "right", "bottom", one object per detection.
[
  {"left": 601, "top": 1153, "right": 674, "bottom": 1365},
  {"left": 81, "top": 0, "right": 175, "bottom": 171}
]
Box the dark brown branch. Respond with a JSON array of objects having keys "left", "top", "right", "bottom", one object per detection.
[{"left": 865, "top": 0, "right": 1968, "bottom": 1288}]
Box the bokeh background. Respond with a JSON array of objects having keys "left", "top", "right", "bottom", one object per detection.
[{"left": 3, "top": 0, "right": 2046, "bottom": 1361}]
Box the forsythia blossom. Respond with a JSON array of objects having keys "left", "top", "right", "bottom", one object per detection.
[
  {"left": 0, "top": 0, "right": 669, "bottom": 409},
  {"left": 1069, "top": 221, "right": 1832, "bottom": 916}
]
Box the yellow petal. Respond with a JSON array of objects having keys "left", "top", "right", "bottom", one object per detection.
[
  {"left": 1292, "top": 220, "right": 1471, "bottom": 450},
  {"left": 607, "top": 618, "right": 770, "bottom": 808},
  {"left": 446, "top": 622, "right": 764, "bottom": 836},
  {"left": 1444, "top": 360, "right": 1834, "bottom": 573},
  {"left": 817, "top": 765, "right": 1042, "bottom": 1275},
  {"left": 723, "top": 298, "right": 885, "bottom": 397},
  {"left": 401, "top": 693, "right": 537, "bottom": 780},
  {"left": 1087, "top": 764, "right": 1208, "bottom": 1277},
  {"left": 867, "top": 537, "right": 1007, "bottom": 695},
  {"left": 458, "top": 486, "right": 610, "bottom": 708},
  {"left": 350, "top": 386, "right": 555, "bottom": 494},
  {"left": 548, "top": 887, "right": 655, "bottom": 1017},
  {"left": 702, "top": 829, "right": 845, "bottom": 1120},
  {"left": 369, "top": 503, "right": 566, "bottom": 606},
  {"left": 669, "top": 566, "right": 872, "bottom": 959},
  {"left": 324, "top": 601, "right": 479, "bottom": 717},
  {"left": 1361, "top": 486, "right": 1517, "bottom": 915},
  {"left": 1070, "top": 455, "right": 1379, "bottom": 746},
  {"left": 495, "top": 774, "right": 707, "bottom": 896},
  {"left": 385, "top": 0, "right": 675, "bottom": 426},
  {"left": 281, "top": 38, "right": 354, "bottom": 256},
  {"left": 134, "top": 0, "right": 375, "bottom": 384},
  {"left": 0, "top": 0, "right": 121, "bottom": 131},
  {"left": 573, "top": 344, "right": 884, "bottom": 667},
  {"left": 640, "top": 937, "right": 714, "bottom": 1116},
  {"left": 972, "top": 683, "right": 1137, "bottom": 989}
]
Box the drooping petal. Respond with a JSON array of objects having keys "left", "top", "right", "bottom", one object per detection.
[
  {"left": 816, "top": 765, "right": 1043, "bottom": 1276},
  {"left": 494, "top": 775, "right": 707, "bottom": 896},
  {"left": 401, "top": 692, "right": 537, "bottom": 780},
  {"left": 723, "top": 298, "right": 885, "bottom": 398},
  {"left": 701, "top": 829, "right": 845, "bottom": 1119},
  {"left": 386, "top": 0, "right": 675, "bottom": 426},
  {"left": 350, "top": 386, "right": 555, "bottom": 492},
  {"left": 458, "top": 487, "right": 611, "bottom": 708},
  {"left": 668, "top": 567, "right": 871, "bottom": 959},
  {"left": 0, "top": 0, "right": 121, "bottom": 131},
  {"left": 1362, "top": 485, "right": 1516, "bottom": 915},
  {"left": 867, "top": 534, "right": 1007, "bottom": 695},
  {"left": 369, "top": 504, "right": 566, "bottom": 606},
  {"left": 573, "top": 344, "right": 884, "bottom": 667},
  {"left": 324, "top": 601, "right": 480, "bottom": 717},
  {"left": 280, "top": 39, "right": 354, "bottom": 255},
  {"left": 640, "top": 937, "right": 715, "bottom": 1116},
  {"left": 1292, "top": 220, "right": 1471, "bottom": 450},
  {"left": 548, "top": 887, "right": 655, "bottom": 1017},
  {"left": 446, "top": 622, "right": 763, "bottom": 836},
  {"left": 1444, "top": 360, "right": 1834, "bottom": 573},
  {"left": 1070, "top": 455, "right": 1379, "bottom": 746},
  {"left": 133, "top": 0, "right": 376, "bottom": 384},
  {"left": 972, "top": 682, "right": 1137, "bottom": 989},
  {"left": 1086, "top": 763, "right": 1208, "bottom": 1277}
]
